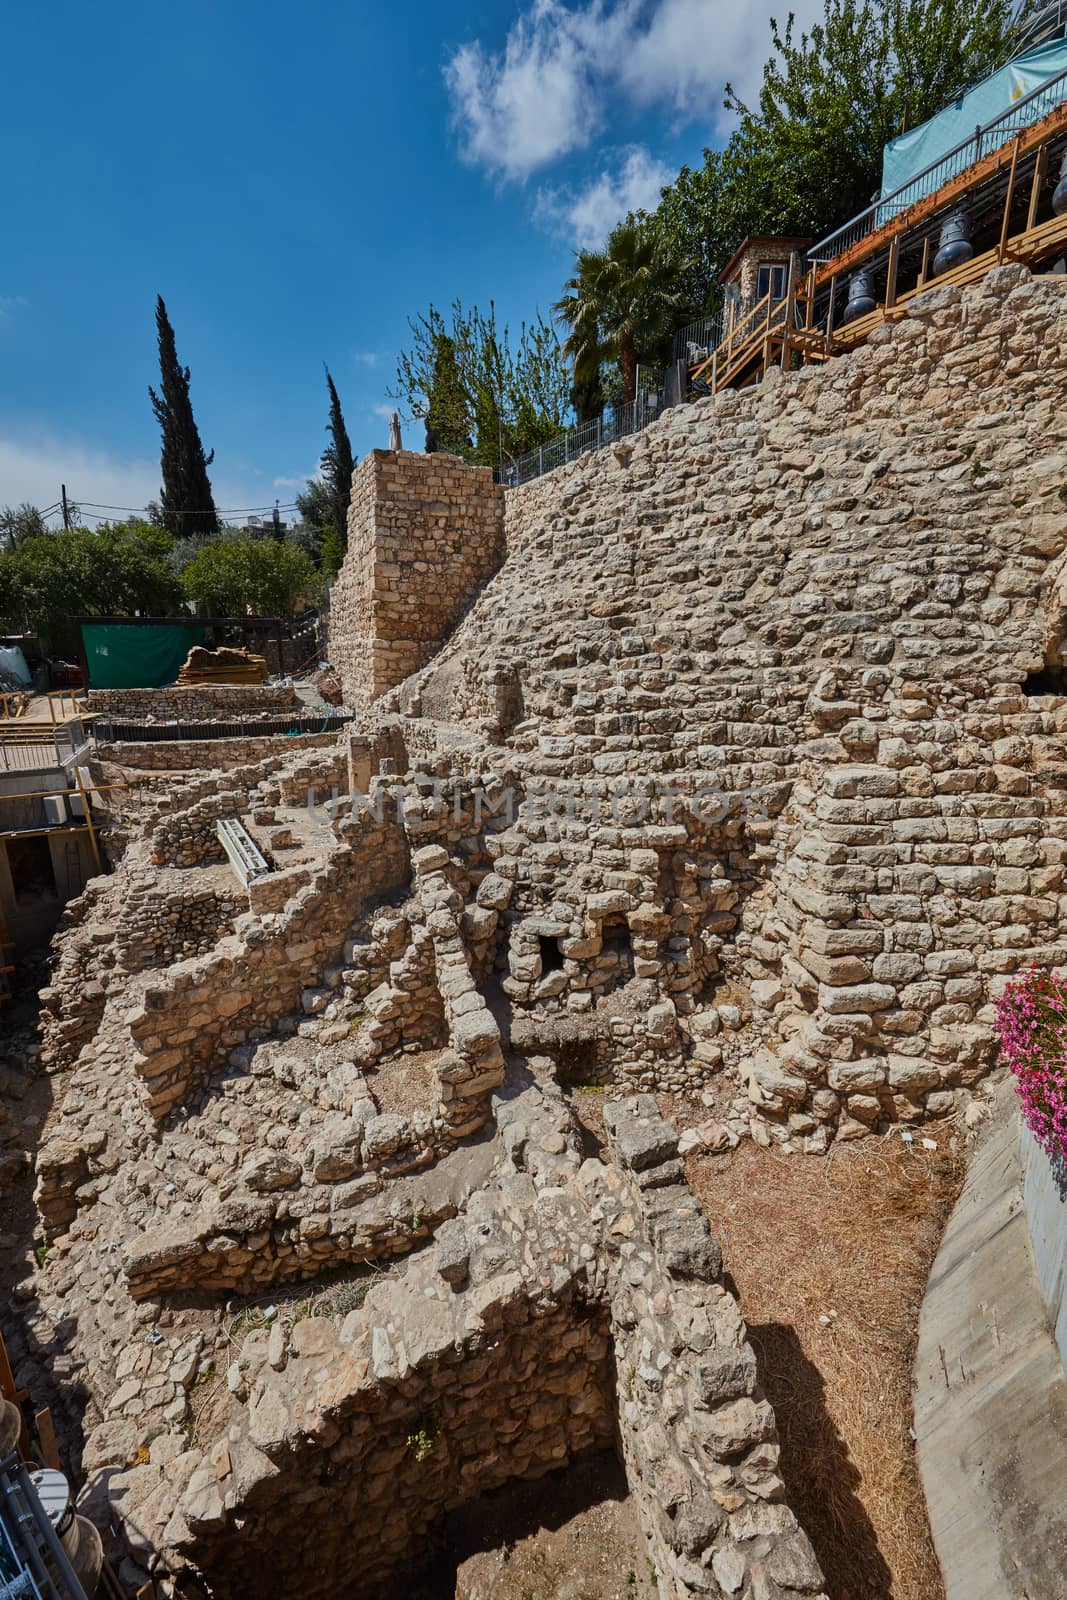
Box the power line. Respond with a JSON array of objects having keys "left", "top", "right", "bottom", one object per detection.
[{"left": 76, "top": 500, "right": 300, "bottom": 514}]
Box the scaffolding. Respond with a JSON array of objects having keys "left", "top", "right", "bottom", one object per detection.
[{"left": 687, "top": 73, "right": 1067, "bottom": 395}]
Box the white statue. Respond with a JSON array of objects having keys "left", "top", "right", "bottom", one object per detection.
[{"left": 389, "top": 411, "right": 402, "bottom": 451}]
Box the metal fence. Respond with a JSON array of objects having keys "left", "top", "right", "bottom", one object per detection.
[
  {"left": 499, "top": 371, "right": 665, "bottom": 488},
  {"left": 0, "top": 1452, "right": 88, "bottom": 1599},
  {"left": 1014, "top": 0, "right": 1067, "bottom": 55},
  {"left": 0, "top": 720, "right": 92, "bottom": 772},
  {"left": 672, "top": 314, "right": 724, "bottom": 366},
  {"left": 0, "top": 741, "right": 60, "bottom": 773},
  {"left": 92, "top": 711, "right": 354, "bottom": 744},
  {"left": 810, "top": 61, "right": 1067, "bottom": 262}
]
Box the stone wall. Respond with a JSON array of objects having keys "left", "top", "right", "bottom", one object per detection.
[
  {"left": 1021, "top": 1121, "right": 1067, "bottom": 1370},
  {"left": 94, "top": 730, "right": 340, "bottom": 770},
  {"left": 362, "top": 266, "right": 1067, "bottom": 1139},
  {"left": 111, "top": 864, "right": 244, "bottom": 975},
  {"left": 37, "top": 876, "right": 119, "bottom": 1073},
  {"left": 87, "top": 684, "right": 297, "bottom": 718},
  {"left": 107, "top": 1086, "right": 825, "bottom": 1600},
  {"left": 148, "top": 746, "right": 350, "bottom": 867},
  {"left": 328, "top": 449, "right": 504, "bottom": 707},
  {"left": 125, "top": 804, "right": 410, "bottom": 1120}
]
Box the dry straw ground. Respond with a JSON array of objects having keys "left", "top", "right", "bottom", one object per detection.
[{"left": 684, "top": 1123, "right": 965, "bottom": 1600}]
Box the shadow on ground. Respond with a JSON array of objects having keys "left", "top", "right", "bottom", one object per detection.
[
  {"left": 747, "top": 1320, "right": 893, "bottom": 1600},
  {"left": 405, "top": 1449, "right": 654, "bottom": 1600}
]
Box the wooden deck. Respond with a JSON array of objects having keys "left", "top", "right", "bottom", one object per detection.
[{"left": 692, "top": 102, "right": 1067, "bottom": 396}]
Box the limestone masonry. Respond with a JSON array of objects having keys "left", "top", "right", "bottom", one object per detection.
[
  {"left": 14, "top": 264, "right": 1067, "bottom": 1598},
  {"left": 328, "top": 448, "right": 504, "bottom": 706}
]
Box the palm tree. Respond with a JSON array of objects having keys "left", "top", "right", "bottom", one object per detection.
[{"left": 553, "top": 222, "right": 685, "bottom": 407}]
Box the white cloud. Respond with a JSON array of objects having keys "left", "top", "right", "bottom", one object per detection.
[
  {"left": 372, "top": 404, "right": 395, "bottom": 420},
  {"left": 445, "top": 0, "right": 823, "bottom": 181},
  {"left": 445, "top": 0, "right": 621, "bottom": 181},
  {"left": 272, "top": 474, "right": 307, "bottom": 489},
  {"left": 537, "top": 145, "right": 673, "bottom": 247},
  {"left": 0, "top": 295, "right": 27, "bottom": 321},
  {"left": 353, "top": 351, "right": 380, "bottom": 367},
  {"left": 0, "top": 431, "right": 261, "bottom": 522}
]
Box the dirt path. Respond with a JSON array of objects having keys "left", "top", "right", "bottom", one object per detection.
[{"left": 680, "top": 1122, "right": 964, "bottom": 1600}]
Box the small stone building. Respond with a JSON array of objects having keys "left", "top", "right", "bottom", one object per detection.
[{"left": 720, "top": 234, "right": 811, "bottom": 316}]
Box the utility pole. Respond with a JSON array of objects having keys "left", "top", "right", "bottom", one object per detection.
[{"left": 61, "top": 485, "right": 71, "bottom": 531}]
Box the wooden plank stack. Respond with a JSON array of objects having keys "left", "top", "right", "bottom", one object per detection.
[{"left": 176, "top": 645, "right": 269, "bottom": 686}]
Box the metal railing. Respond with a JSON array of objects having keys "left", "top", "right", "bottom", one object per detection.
[
  {"left": 499, "top": 372, "right": 665, "bottom": 488},
  {"left": 0, "top": 1454, "right": 87, "bottom": 1600},
  {"left": 1014, "top": 0, "right": 1067, "bottom": 54},
  {"left": 91, "top": 712, "right": 353, "bottom": 744},
  {"left": 0, "top": 741, "right": 61, "bottom": 773},
  {"left": 810, "top": 60, "right": 1067, "bottom": 261},
  {"left": 0, "top": 722, "right": 91, "bottom": 773},
  {"left": 672, "top": 313, "right": 724, "bottom": 366}
]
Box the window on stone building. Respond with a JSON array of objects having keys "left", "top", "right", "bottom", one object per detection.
[
  {"left": 757, "top": 264, "right": 788, "bottom": 302},
  {"left": 539, "top": 935, "right": 565, "bottom": 973}
]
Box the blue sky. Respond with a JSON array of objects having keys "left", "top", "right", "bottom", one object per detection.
[{"left": 0, "top": 0, "right": 812, "bottom": 524}]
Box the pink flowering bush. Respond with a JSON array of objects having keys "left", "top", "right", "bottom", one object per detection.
[{"left": 995, "top": 968, "right": 1067, "bottom": 1163}]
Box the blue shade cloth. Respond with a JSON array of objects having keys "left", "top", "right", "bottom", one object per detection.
[{"left": 880, "top": 38, "right": 1067, "bottom": 202}]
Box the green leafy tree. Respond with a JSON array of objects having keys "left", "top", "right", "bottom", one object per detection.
[
  {"left": 630, "top": 0, "right": 1020, "bottom": 313},
  {"left": 294, "top": 476, "right": 334, "bottom": 546},
  {"left": 320, "top": 368, "right": 354, "bottom": 544},
  {"left": 0, "top": 523, "right": 181, "bottom": 646},
  {"left": 181, "top": 536, "right": 317, "bottom": 617},
  {"left": 319, "top": 525, "right": 345, "bottom": 581},
  {"left": 149, "top": 295, "right": 219, "bottom": 536},
  {"left": 167, "top": 527, "right": 229, "bottom": 580},
  {"left": 0, "top": 504, "right": 50, "bottom": 551},
  {"left": 636, "top": 153, "right": 732, "bottom": 316},
  {"left": 394, "top": 302, "right": 570, "bottom": 467},
  {"left": 570, "top": 368, "right": 608, "bottom": 426},
  {"left": 554, "top": 222, "right": 686, "bottom": 406},
  {"left": 723, "top": 0, "right": 1019, "bottom": 242}
]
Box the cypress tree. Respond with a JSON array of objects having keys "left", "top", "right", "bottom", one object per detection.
[
  {"left": 149, "top": 296, "right": 218, "bottom": 537},
  {"left": 424, "top": 333, "right": 472, "bottom": 457},
  {"left": 320, "top": 368, "right": 354, "bottom": 550}
]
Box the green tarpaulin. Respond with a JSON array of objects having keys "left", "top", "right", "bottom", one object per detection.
[{"left": 82, "top": 623, "right": 205, "bottom": 688}]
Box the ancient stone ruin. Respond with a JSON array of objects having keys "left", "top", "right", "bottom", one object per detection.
[{"left": 12, "top": 264, "right": 1067, "bottom": 1596}]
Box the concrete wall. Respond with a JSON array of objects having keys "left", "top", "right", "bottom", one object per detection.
[
  {"left": 0, "top": 818, "right": 96, "bottom": 952},
  {"left": 915, "top": 1090, "right": 1067, "bottom": 1600},
  {"left": 1021, "top": 1122, "right": 1067, "bottom": 1368}
]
